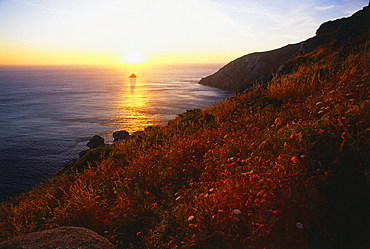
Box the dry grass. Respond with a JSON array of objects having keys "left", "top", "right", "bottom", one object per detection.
[{"left": 0, "top": 45, "right": 369, "bottom": 248}]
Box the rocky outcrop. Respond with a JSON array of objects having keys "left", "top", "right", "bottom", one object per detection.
[
  {"left": 273, "top": 5, "right": 369, "bottom": 78},
  {"left": 199, "top": 4, "right": 369, "bottom": 91},
  {"left": 113, "top": 130, "right": 130, "bottom": 142},
  {"left": 86, "top": 135, "right": 105, "bottom": 149},
  {"left": 198, "top": 43, "right": 302, "bottom": 90},
  {"left": 297, "top": 4, "right": 369, "bottom": 56},
  {"left": 0, "top": 227, "right": 114, "bottom": 249}
]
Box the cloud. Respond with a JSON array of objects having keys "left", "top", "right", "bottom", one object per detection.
[
  {"left": 314, "top": 5, "right": 335, "bottom": 11},
  {"left": 11, "top": 0, "right": 69, "bottom": 13}
]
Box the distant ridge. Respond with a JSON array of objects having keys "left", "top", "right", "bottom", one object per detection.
[
  {"left": 199, "top": 4, "right": 370, "bottom": 91},
  {"left": 199, "top": 43, "right": 302, "bottom": 90}
]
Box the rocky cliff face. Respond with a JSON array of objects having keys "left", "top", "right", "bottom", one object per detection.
[
  {"left": 198, "top": 43, "right": 302, "bottom": 90},
  {"left": 294, "top": 4, "right": 369, "bottom": 58},
  {"left": 199, "top": 4, "right": 369, "bottom": 91}
]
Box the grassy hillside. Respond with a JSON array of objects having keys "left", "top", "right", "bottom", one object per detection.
[{"left": 0, "top": 42, "right": 369, "bottom": 249}]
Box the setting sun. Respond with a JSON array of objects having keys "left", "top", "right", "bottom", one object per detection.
[
  {"left": 0, "top": 0, "right": 367, "bottom": 65},
  {"left": 121, "top": 50, "right": 147, "bottom": 65}
]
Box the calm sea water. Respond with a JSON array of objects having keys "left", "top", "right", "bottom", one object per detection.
[{"left": 0, "top": 64, "right": 231, "bottom": 202}]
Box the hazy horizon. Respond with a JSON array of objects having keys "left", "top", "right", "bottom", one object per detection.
[{"left": 0, "top": 0, "right": 367, "bottom": 66}]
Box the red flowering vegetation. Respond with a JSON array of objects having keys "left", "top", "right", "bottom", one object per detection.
[
  {"left": 0, "top": 44, "right": 368, "bottom": 248},
  {"left": 47, "top": 161, "right": 121, "bottom": 235},
  {"left": 0, "top": 193, "right": 57, "bottom": 238}
]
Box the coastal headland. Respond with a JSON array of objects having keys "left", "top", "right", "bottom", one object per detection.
[{"left": 0, "top": 5, "right": 369, "bottom": 248}]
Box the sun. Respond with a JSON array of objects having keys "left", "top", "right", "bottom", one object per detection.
[{"left": 121, "top": 49, "right": 146, "bottom": 64}]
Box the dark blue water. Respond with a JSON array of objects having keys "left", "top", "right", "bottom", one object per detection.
[{"left": 0, "top": 64, "right": 231, "bottom": 202}]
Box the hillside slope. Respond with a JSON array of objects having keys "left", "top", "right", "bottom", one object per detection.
[
  {"left": 199, "top": 4, "right": 370, "bottom": 91},
  {"left": 0, "top": 5, "right": 369, "bottom": 249},
  {"left": 198, "top": 43, "right": 302, "bottom": 90}
]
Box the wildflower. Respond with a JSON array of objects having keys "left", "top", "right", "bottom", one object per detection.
[
  {"left": 317, "top": 129, "right": 325, "bottom": 133},
  {"left": 187, "top": 216, "right": 195, "bottom": 222},
  {"left": 226, "top": 162, "right": 237, "bottom": 167},
  {"left": 266, "top": 209, "right": 280, "bottom": 214},
  {"left": 252, "top": 223, "right": 264, "bottom": 228},
  {"left": 296, "top": 222, "right": 304, "bottom": 229},
  {"left": 288, "top": 131, "right": 300, "bottom": 140},
  {"left": 329, "top": 91, "right": 336, "bottom": 94},
  {"left": 291, "top": 156, "right": 299, "bottom": 164},
  {"left": 346, "top": 108, "right": 354, "bottom": 114},
  {"left": 316, "top": 102, "right": 323, "bottom": 106},
  {"left": 318, "top": 110, "right": 325, "bottom": 114},
  {"left": 173, "top": 206, "right": 180, "bottom": 213},
  {"left": 233, "top": 209, "right": 241, "bottom": 215},
  {"left": 300, "top": 154, "right": 307, "bottom": 159},
  {"left": 274, "top": 117, "right": 283, "bottom": 127},
  {"left": 221, "top": 171, "right": 232, "bottom": 177},
  {"left": 150, "top": 203, "right": 158, "bottom": 209}
]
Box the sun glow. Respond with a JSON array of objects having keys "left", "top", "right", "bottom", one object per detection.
[
  {"left": 0, "top": 0, "right": 366, "bottom": 65},
  {"left": 121, "top": 50, "right": 147, "bottom": 65}
]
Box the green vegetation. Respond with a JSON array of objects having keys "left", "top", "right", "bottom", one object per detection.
[{"left": 0, "top": 45, "right": 369, "bottom": 248}]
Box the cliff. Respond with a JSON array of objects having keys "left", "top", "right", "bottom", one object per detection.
[
  {"left": 198, "top": 43, "right": 302, "bottom": 90},
  {"left": 199, "top": 4, "right": 370, "bottom": 91}
]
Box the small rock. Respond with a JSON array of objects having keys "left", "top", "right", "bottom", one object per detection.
[
  {"left": 0, "top": 226, "right": 114, "bottom": 249},
  {"left": 113, "top": 130, "right": 130, "bottom": 142},
  {"left": 187, "top": 216, "right": 195, "bottom": 222},
  {"left": 86, "top": 135, "right": 105, "bottom": 149},
  {"left": 233, "top": 209, "right": 242, "bottom": 215}
]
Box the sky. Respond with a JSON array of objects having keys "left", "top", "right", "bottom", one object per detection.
[{"left": 0, "top": 0, "right": 367, "bottom": 65}]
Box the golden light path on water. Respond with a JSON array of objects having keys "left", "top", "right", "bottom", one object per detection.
[
  {"left": 105, "top": 64, "right": 232, "bottom": 137},
  {"left": 113, "top": 72, "right": 154, "bottom": 133}
]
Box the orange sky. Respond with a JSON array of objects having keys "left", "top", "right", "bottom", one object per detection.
[{"left": 0, "top": 0, "right": 367, "bottom": 66}]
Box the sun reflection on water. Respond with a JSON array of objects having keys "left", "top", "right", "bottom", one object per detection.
[{"left": 112, "top": 73, "right": 157, "bottom": 133}]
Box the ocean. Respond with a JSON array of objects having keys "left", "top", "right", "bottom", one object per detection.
[{"left": 0, "top": 64, "right": 231, "bottom": 202}]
